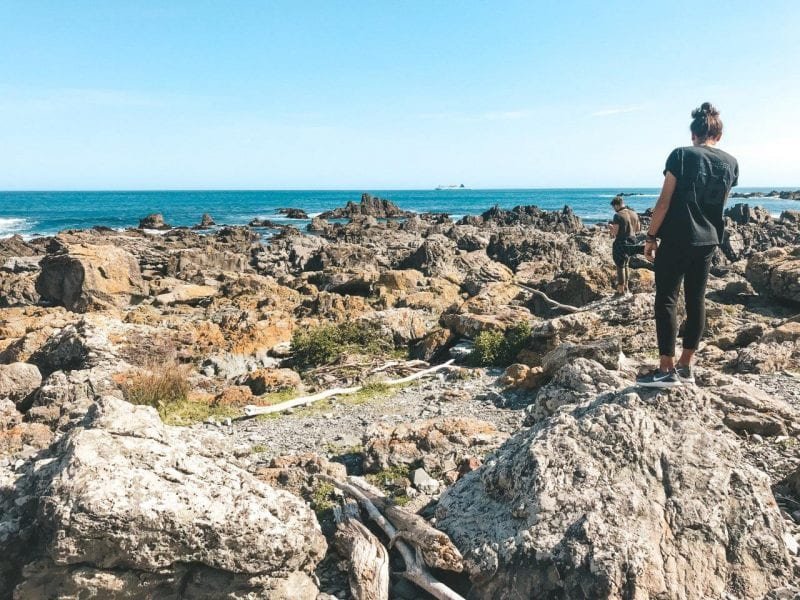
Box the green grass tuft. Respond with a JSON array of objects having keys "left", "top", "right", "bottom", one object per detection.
[
  {"left": 291, "top": 321, "right": 394, "bottom": 369},
  {"left": 468, "top": 321, "right": 532, "bottom": 367}
]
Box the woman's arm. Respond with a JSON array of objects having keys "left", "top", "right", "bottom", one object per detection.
[{"left": 644, "top": 171, "right": 677, "bottom": 261}]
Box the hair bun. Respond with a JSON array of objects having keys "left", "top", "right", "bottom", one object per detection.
[{"left": 693, "top": 102, "right": 719, "bottom": 118}]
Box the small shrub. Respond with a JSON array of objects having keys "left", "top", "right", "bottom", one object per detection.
[
  {"left": 291, "top": 321, "right": 393, "bottom": 369},
  {"left": 310, "top": 481, "right": 337, "bottom": 516},
  {"left": 119, "top": 361, "right": 238, "bottom": 425},
  {"left": 468, "top": 322, "right": 532, "bottom": 367},
  {"left": 120, "top": 362, "right": 191, "bottom": 416}
]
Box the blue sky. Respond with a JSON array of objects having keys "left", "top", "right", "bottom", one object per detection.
[{"left": 1, "top": 1, "right": 798, "bottom": 189}]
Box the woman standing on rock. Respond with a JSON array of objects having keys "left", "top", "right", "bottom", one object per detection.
[{"left": 637, "top": 103, "right": 739, "bottom": 389}]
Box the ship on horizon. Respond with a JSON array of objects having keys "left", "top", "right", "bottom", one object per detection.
[{"left": 435, "top": 183, "right": 468, "bottom": 190}]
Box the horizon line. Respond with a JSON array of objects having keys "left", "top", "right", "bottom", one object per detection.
[{"left": 1, "top": 185, "right": 798, "bottom": 193}]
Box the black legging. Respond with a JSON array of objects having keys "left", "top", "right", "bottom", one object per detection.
[{"left": 654, "top": 243, "right": 716, "bottom": 356}]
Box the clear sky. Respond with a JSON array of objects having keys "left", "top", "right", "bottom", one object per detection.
[{"left": 1, "top": 0, "right": 798, "bottom": 190}]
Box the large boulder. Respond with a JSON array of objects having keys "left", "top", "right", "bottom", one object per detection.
[
  {"left": 436, "top": 381, "right": 794, "bottom": 598},
  {"left": 359, "top": 307, "right": 439, "bottom": 345},
  {"left": 36, "top": 243, "right": 147, "bottom": 312},
  {"left": 0, "top": 362, "right": 42, "bottom": 408},
  {"left": 1, "top": 396, "right": 326, "bottom": 599},
  {"left": 745, "top": 247, "right": 800, "bottom": 304}
]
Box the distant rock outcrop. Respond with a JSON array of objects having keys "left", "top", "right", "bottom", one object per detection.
[
  {"left": 137, "top": 213, "right": 171, "bottom": 230},
  {"left": 278, "top": 208, "right": 309, "bottom": 219},
  {"left": 319, "top": 193, "right": 412, "bottom": 219},
  {"left": 459, "top": 204, "right": 584, "bottom": 233},
  {"left": 195, "top": 213, "right": 216, "bottom": 228}
]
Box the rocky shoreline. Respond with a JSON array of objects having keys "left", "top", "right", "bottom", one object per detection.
[{"left": 1, "top": 192, "right": 800, "bottom": 599}]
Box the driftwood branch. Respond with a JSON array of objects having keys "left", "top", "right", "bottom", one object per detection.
[
  {"left": 513, "top": 280, "right": 582, "bottom": 313},
  {"left": 241, "top": 359, "right": 455, "bottom": 418},
  {"left": 333, "top": 500, "right": 390, "bottom": 600},
  {"left": 321, "top": 475, "right": 467, "bottom": 600},
  {"left": 349, "top": 477, "right": 463, "bottom": 572}
]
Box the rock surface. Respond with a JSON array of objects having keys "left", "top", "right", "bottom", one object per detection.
[
  {"left": 1, "top": 396, "right": 326, "bottom": 599},
  {"left": 0, "top": 362, "right": 42, "bottom": 408},
  {"left": 437, "top": 378, "right": 795, "bottom": 599},
  {"left": 36, "top": 242, "right": 147, "bottom": 312}
]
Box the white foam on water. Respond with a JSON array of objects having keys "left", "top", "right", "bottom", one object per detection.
[{"left": 0, "top": 217, "right": 31, "bottom": 238}]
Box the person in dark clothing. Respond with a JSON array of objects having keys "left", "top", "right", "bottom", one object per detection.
[
  {"left": 637, "top": 102, "right": 739, "bottom": 389},
  {"left": 608, "top": 195, "right": 641, "bottom": 295}
]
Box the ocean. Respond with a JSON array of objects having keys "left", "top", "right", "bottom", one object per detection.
[{"left": 1, "top": 188, "right": 797, "bottom": 240}]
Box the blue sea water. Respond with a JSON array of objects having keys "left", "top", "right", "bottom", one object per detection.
[{"left": 0, "top": 188, "right": 797, "bottom": 239}]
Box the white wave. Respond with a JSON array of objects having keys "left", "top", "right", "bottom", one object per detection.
[{"left": 0, "top": 217, "right": 32, "bottom": 238}]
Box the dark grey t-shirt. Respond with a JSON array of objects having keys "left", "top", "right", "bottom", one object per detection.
[{"left": 660, "top": 145, "right": 739, "bottom": 245}]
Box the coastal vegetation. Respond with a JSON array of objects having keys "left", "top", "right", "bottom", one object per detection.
[
  {"left": 468, "top": 322, "right": 531, "bottom": 367},
  {"left": 290, "top": 321, "right": 394, "bottom": 369}
]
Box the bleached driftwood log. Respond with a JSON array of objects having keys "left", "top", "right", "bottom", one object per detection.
[
  {"left": 349, "top": 476, "right": 463, "bottom": 572},
  {"left": 333, "top": 500, "right": 390, "bottom": 600},
  {"left": 513, "top": 280, "right": 582, "bottom": 313},
  {"left": 321, "top": 475, "right": 467, "bottom": 600},
  {"left": 241, "top": 359, "right": 456, "bottom": 418}
]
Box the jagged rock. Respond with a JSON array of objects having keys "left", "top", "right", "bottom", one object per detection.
[
  {"left": 278, "top": 208, "right": 309, "bottom": 219},
  {"left": 526, "top": 358, "right": 627, "bottom": 424},
  {"left": 249, "top": 217, "right": 282, "bottom": 228},
  {"left": 26, "top": 368, "right": 120, "bottom": 432},
  {"left": 363, "top": 417, "right": 509, "bottom": 474},
  {"left": 36, "top": 242, "right": 147, "bottom": 312},
  {"left": 437, "top": 383, "right": 794, "bottom": 599},
  {"left": 154, "top": 283, "right": 218, "bottom": 306},
  {"left": 459, "top": 205, "right": 584, "bottom": 233},
  {"left": 0, "top": 270, "right": 39, "bottom": 307},
  {"left": 377, "top": 269, "right": 425, "bottom": 292},
  {"left": 0, "top": 396, "right": 326, "bottom": 599},
  {"left": 359, "top": 307, "right": 439, "bottom": 345},
  {"left": 0, "top": 362, "right": 42, "bottom": 409},
  {"left": 241, "top": 367, "right": 301, "bottom": 395},
  {"left": 725, "top": 203, "right": 772, "bottom": 225},
  {"left": 410, "top": 328, "right": 455, "bottom": 362},
  {"left": 400, "top": 235, "right": 459, "bottom": 280},
  {"left": 0, "top": 234, "right": 41, "bottom": 260},
  {"left": 497, "top": 363, "right": 546, "bottom": 390},
  {"left": 318, "top": 193, "right": 411, "bottom": 219},
  {"left": 731, "top": 341, "right": 796, "bottom": 374},
  {"left": 138, "top": 213, "right": 171, "bottom": 229},
  {"left": 196, "top": 213, "right": 216, "bottom": 228},
  {"left": 745, "top": 247, "right": 800, "bottom": 304},
  {"left": 411, "top": 467, "right": 440, "bottom": 494},
  {"left": 29, "top": 319, "right": 122, "bottom": 376},
  {"left": 1, "top": 256, "right": 42, "bottom": 273},
  {"left": 257, "top": 453, "right": 347, "bottom": 501},
  {"left": 541, "top": 338, "right": 622, "bottom": 375},
  {"left": 541, "top": 266, "right": 613, "bottom": 307}
]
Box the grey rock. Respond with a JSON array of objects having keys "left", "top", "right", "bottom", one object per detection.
[
  {"left": 437, "top": 383, "right": 794, "bottom": 598},
  {"left": 1, "top": 396, "right": 326, "bottom": 599},
  {"left": 411, "top": 467, "right": 440, "bottom": 494},
  {"left": 525, "top": 358, "right": 626, "bottom": 424},
  {"left": 541, "top": 338, "right": 622, "bottom": 375},
  {"left": 36, "top": 242, "right": 147, "bottom": 313},
  {"left": 0, "top": 362, "right": 42, "bottom": 409}
]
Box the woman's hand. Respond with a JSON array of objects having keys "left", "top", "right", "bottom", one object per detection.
[{"left": 644, "top": 239, "right": 658, "bottom": 262}]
